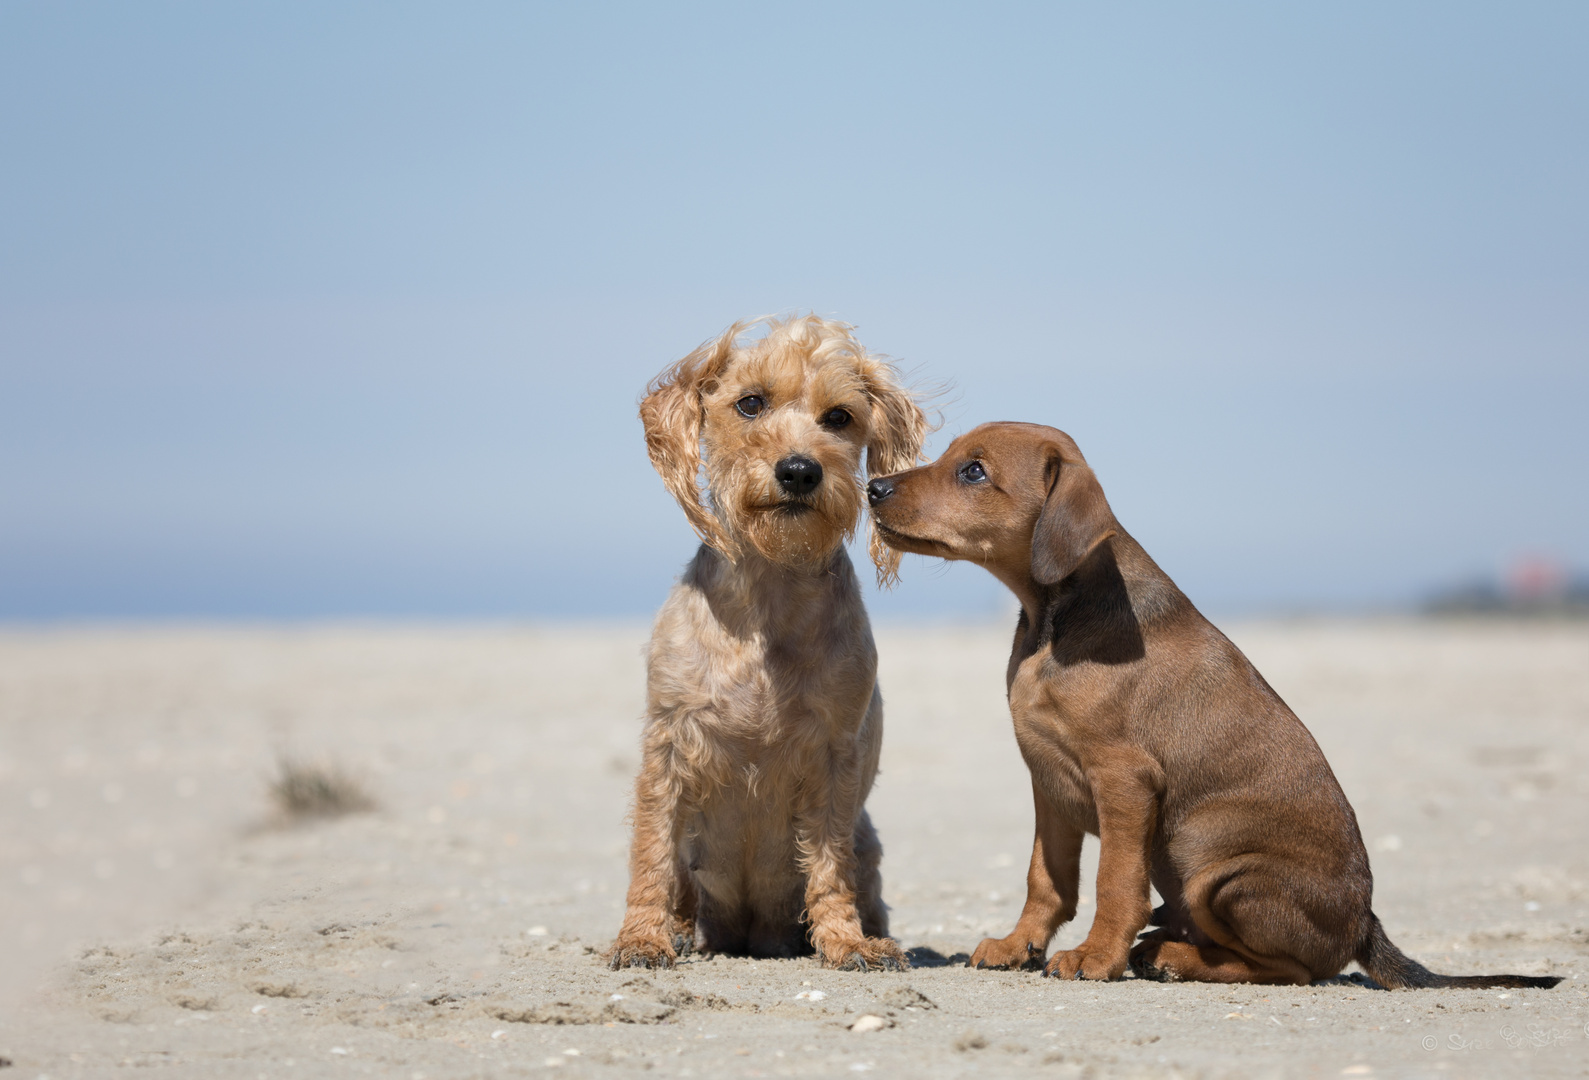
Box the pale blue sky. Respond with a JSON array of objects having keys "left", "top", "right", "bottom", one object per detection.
[{"left": 2, "top": 2, "right": 1585, "bottom": 618}]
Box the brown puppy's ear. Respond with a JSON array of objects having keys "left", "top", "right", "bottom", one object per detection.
[
  {"left": 1030, "top": 446, "right": 1118, "bottom": 586},
  {"left": 639, "top": 326, "right": 741, "bottom": 558},
  {"left": 859, "top": 358, "right": 928, "bottom": 587}
]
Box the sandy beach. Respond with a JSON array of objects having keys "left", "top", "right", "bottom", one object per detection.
[{"left": 1, "top": 618, "right": 1586, "bottom": 1078}]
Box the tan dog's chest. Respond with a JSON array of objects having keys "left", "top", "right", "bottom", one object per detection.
[{"left": 648, "top": 582, "right": 879, "bottom": 772}]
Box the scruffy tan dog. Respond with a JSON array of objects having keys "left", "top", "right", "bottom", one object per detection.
[{"left": 608, "top": 316, "right": 926, "bottom": 971}]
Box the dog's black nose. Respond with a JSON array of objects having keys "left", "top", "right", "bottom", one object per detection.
[
  {"left": 866, "top": 478, "right": 894, "bottom": 506},
  {"left": 775, "top": 455, "right": 823, "bottom": 496}
]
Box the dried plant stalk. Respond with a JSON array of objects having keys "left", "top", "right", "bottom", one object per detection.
[{"left": 268, "top": 756, "right": 375, "bottom": 820}]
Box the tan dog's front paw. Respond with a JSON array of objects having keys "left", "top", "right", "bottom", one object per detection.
[
  {"left": 970, "top": 934, "right": 1046, "bottom": 971},
  {"left": 1043, "top": 942, "right": 1128, "bottom": 981},
  {"left": 606, "top": 933, "right": 676, "bottom": 970},
  {"left": 821, "top": 936, "right": 910, "bottom": 972},
  {"left": 670, "top": 920, "right": 697, "bottom": 958}
]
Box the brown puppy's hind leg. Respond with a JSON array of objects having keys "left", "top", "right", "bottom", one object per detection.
[
  {"left": 971, "top": 780, "right": 1083, "bottom": 970},
  {"left": 1129, "top": 939, "right": 1310, "bottom": 985},
  {"left": 1132, "top": 858, "right": 1354, "bottom": 985}
]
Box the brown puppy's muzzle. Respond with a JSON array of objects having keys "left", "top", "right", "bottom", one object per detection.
[
  {"left": 865, "top": 476, "right": 910, "bottom": 535},
  {"left": 865, "top": 473, "right": 947, "bottom": 555}
]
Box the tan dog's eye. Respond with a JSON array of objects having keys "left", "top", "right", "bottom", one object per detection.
[
  {"left": 820, "top": 407, "right": 851, "bottom": 429},
  {"left": 959, "top": 460, "right": 988, "bottom": 483},
  {"left": 735, "top": 395, "right": 765, "bottom": 418}
]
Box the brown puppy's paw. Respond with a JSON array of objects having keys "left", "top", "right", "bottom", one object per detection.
[
  {"left": 606, "top": 934, "right": 677, "bottom": 971},
  {"left": 824, "top": 937, "right": 910, "bottom": 972},
  {"left": 969, "top": 935, "right": 1046, "bottom": 971},
  {"left": 1127, "top": 939, "right": 1181, "bottom": 982},
  {"left": 1043, "top": 942, "right": 1128, "bottom": 981}
]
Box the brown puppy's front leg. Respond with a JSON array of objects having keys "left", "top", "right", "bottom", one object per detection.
[
  {"left": 1045, "top": 761, "right": 1160, "bottom": 980},
  {"left": 971, "top": 779, "right": 1083, "bottom": 970},
  {"left": 796, "top": 763, "right": 907, "bottom": 972},
  {"left": 609, "top": 740, "right": 690, "bottom": 969}
]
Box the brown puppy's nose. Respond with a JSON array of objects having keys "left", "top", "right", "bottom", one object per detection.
[
  {"left": 775, "top": 455, "right": 823, "bottom": 496},
  {"left": 866, "top": 478, "right": 894, "bottom": 506}
]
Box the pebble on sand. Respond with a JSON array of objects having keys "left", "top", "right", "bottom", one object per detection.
[{"left": 850, "top": 1015, "right": 888, "bottom": 1033}]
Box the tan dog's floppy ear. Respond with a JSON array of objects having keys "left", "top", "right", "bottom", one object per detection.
[
  {"left": 860, "top": 359, "right": 928, "bottom": 586},
  {"left": 1030, "top": 443, "right": 1118, "bottom": 586},
  {"left": 639, "top": 325, "right": 741, "bottom": 558}
]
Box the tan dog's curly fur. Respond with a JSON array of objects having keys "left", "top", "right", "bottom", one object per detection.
[{"left": 609, "top": 316, "right": 926, "bottom": 971}]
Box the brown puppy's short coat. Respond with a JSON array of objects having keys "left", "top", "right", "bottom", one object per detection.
[
  {"left": 608, "top": 316, "right": 925, "bottom": 971},
  {"left": 868, "top": 422, "right": 1560, "bottom": 988}
]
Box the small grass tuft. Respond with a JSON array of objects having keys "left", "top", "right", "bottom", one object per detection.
[{"left": 268, "top": 756, "right": 376, "bottom": 821}]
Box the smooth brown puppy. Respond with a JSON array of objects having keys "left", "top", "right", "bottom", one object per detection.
[{"left": 867, "top": 422, "right": 1561, "bottom": 988}]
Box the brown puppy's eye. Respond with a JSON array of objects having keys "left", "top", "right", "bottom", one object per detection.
[
  {"left": 959, "top": 460, "right": 988, "bottom": 483},
  {"left": 821, "top": 407, "right": 851, "bottom": 429},
  {"left": 735, "top": 395, "right": 765, "bottom": 418}
]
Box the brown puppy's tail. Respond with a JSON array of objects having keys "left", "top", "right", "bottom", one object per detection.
[{"left": 1356, "top": 914, "right": 1561, "bottom": 989}]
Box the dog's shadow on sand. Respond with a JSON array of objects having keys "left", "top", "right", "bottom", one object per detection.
[
  {"left": 902, "top": 947, "right": 1387, "bottom": 987},
  {"left": 905, "top": 946, "right": 972, "bottom": 968}
]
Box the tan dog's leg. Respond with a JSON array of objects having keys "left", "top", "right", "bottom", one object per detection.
[
  {"left": 609, "top": 742, "right": 690, "bottom": 969},
  {"left": 971, "top": 780, "right": 1083, "bottom": 970},
  {"left": 852, "top": 809, "right": 889, "bottom": 939},
  {"left": 1045, "top": 760, "right": 1160, "bottom": 980},
  {"left": 670, "top": 851, "right": 698, "bottom": 956},
  {"left": 796, "top": 769, "right": 907, "bottom": 971}
]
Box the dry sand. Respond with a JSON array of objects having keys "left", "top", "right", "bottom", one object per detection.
[{"left": 1, "top": 619, "right": 1586, "bottom": 1079}]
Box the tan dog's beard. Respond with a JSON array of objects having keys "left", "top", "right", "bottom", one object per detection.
[{"left": 708, "top": 460, "right": 865, "bottom": 568}]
